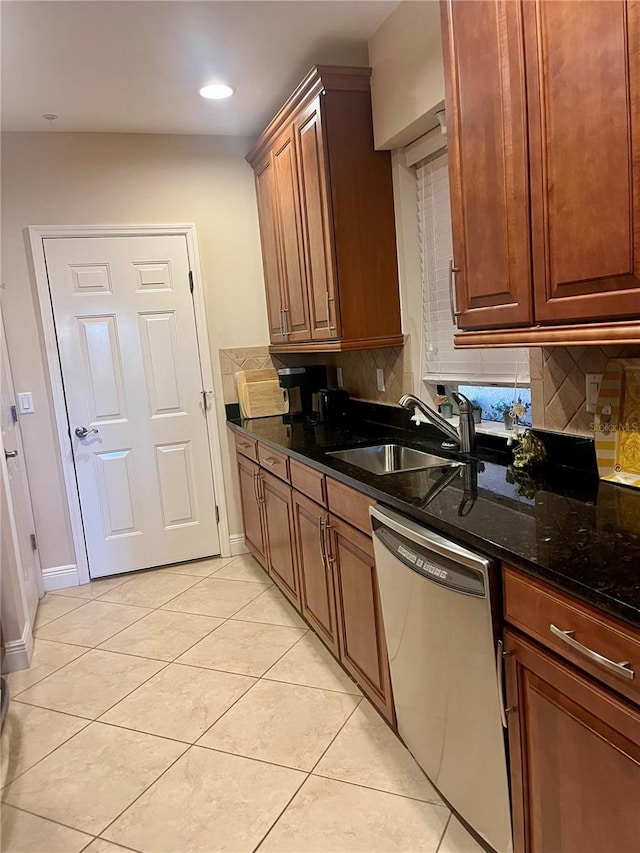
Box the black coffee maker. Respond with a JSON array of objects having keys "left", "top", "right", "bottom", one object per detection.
[{"left": 277, "top": 366, "right": 327, "bottom": 422}]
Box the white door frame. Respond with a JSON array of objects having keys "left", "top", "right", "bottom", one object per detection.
[{"left": 29, "top": 224, "right": 230, "bottom": 585}]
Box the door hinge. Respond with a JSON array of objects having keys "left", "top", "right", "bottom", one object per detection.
[
  {"left": 215, "top": 506, "right": 220, "bottom": 524},
  {"left": 30, "top": 533, "right": 38, "bottom": 551},
  {"left": 10, "top": 405, "right": 18, "bottom": 424},
  {"left": 189, "top": 270, "right": 194, "bottom": 294}
]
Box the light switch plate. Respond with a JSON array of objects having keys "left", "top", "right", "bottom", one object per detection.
[
  {"left": 376, "top": 368, "right": 385, "bottom": 392},
  {"left": 17, "top": 392, "right": 34, "bottom": 414},
  {"left": 585, "top": 373, "right": 602, "bottom": 414}
]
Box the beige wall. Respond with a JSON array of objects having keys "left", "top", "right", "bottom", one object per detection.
[
  {"left": 1, "top": 131, "right": 268, "bottom": 573},
  {"left": 368, "top": 1, "right": 444, "bottom": 150}
]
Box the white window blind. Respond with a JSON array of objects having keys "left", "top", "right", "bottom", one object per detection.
[{"left": 418, "top": 153, "right": 530, "bottom": 384}]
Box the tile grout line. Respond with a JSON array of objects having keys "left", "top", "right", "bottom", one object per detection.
[
  {"left": 434, "top": 810, "right": 454, "bottom": 853},
  {"left": 0, "top": 801, "right": 98, "bottom": 842},
  {"left": 7, "top": 644, "right": 95, "bottom": 698},
  {"left": 251, "top": 697, "right": 364, "bottom": 853}
]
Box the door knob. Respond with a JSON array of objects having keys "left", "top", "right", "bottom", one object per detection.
[
  {"left": 75, "top": 426, "right": 99, "bottom": 438},
  {"left": 4, "top": 449, "right": 18, "bottom": 459}
]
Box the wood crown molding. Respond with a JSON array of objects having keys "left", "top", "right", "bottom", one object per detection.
[
  {"left": 246, "top": 65, "right": 372, "bottom": 167},
  {"left": 454, "top": 321, "right": 640, "bottom": 348}
]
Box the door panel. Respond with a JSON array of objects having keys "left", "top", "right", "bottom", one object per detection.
[
  {"left": 295, "top": 97, "right": 340, "bottom": 340},
  {"left": 442, "top": 0, "right": 533, "bottom": 328},
  {"left": 292, "top": 491, "right": 339, "bottom": 655},
  {"left": 254, "top": 155, "right": 286, "bottom": 343},
  {"left": 262, "top": 470, "right": 300, "bottom": 607},
  {"left": 525, "top": 0, "right": 640, "bottom": 322},
  {"left": 44, "top": 234, "right": 219, "bottom": 578},
  {"left": 505, "top": 629, "right": 640, "bottom": 853},
  {"left": 1, "top": 322, "right": 42, "bottom": 623},
  {"left": 272, "top": 129, "right": 311, "bottom": 342},
  {"left": 237, "top": 455, "right": 266, "bottom": 565},
  {"left": 330, "top": 515, "right": 394, "bottom": 722}
]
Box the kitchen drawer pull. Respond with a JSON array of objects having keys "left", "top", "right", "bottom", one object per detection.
[
  {"left": 449, "top": 259, "right": 461, "bottom": 326},
  {"left": 550, "top": 624, "right": 635, "bottom": 680},
  {"left": 262, "top": 457, "right": 278, "bottom": 466},
  {"left": 239, "top": 441, "right": 251, "bottom": 449}
]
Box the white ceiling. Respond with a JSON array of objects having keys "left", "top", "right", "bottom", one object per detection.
[{"left": 1, "top": 0, "right": 399, "bottom": 137}]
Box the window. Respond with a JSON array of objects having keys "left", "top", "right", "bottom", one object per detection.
[{"left": 416, "top": 150, "right": 530, "bottom": 387}]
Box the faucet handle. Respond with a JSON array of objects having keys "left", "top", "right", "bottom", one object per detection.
[{"left": 451, "top": 391, "right": 472, "bottom": 413}]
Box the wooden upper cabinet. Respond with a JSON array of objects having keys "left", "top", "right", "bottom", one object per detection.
[
  {"left": 295, "top": 96, "right": 340, "bottom": 341},
  {"left": 271, "top": 128, "right": 311, "bottom": 343},
  {"left": 247, "top": 66, "right": 402, "bottom": 353},
  {"left": 254, "top": 155, "right": 286, "bottom": 343},
  {"left": 524, "top": 0, "right": 640, "bottom": 323},
  {"left": 442, "top": 0, "right": 533, "bottom": 329}
]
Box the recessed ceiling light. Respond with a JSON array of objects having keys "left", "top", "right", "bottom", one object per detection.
[{"left": 199, "top": 83, "right": 234, "bottom": 100}]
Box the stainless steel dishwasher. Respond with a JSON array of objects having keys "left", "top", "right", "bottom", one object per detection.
[{"left": 370, "top": 505, "right": 512, "bottom": 853}]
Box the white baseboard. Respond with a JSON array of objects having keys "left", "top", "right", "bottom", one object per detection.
[
  {"left": 229, "top": 534, "right": 249, "bottom": 556},
  {"left": 42, "top": 564, "right": 79, "bottom": 592},
  {"left": 2, "top": 621, "right": 34, "bottom": 673}
]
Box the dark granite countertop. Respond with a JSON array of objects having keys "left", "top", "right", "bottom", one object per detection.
[{"left": 227, "top": 406, "right": 640, "bottom": 629}]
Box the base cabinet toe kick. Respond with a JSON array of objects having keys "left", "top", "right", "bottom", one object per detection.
[{"left": 231, "top": 427, "right": 640, "bottom": 853}]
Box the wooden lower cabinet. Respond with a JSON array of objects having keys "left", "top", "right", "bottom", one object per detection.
[
  {"left": 329, "top": 514, "right": 395, "bottom": 724},
  {"left": 261, "top": 470, "right": 300, "bottom": 608},
  {"left": 292, "top": 491, "right": 339, "bottom": 656},
  {"left": 237, "top": 455, "right": 266, "bottom": 566},
  {"left": 504, "top": 628, "right": 640, "bottom": 853}
]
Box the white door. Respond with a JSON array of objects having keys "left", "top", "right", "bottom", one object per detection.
[
  {"left": 1, "top": 317, "right": 43, "bottom": 623},
  {"left": 43, "top": 235, "right": 219, "bottom": 578}
]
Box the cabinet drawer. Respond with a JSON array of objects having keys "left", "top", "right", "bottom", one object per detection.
[
  {"left": 326, "top": 478, "right": 375, "bottom": 535},
  {"left": 234, "top": 433, "right": 258, "bottom": 461},
  {"left": 290, "top": 459, "right": 326, "bottom": 506},
  {"left": 258, "top": 444, "right": 290, "bottom": 483},
  {"left": 504, "top": 566, "right": 640, "bottom": 706}
]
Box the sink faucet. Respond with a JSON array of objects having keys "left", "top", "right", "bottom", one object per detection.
[{"left": 399, "top": 392, "right": 476, "bottom": 454}]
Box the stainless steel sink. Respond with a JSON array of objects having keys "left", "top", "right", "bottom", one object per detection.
[{"left": 328, "top": 444, "right": 463, "bottom": 475}]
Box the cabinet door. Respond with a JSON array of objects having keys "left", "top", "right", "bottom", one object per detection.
[
  {"left": 329, "top": 515, "right": 394, "bottom": 723},
  {"left": 261, "top": 470, "right": 300, "bottom": 608},
  {"left": 254, "top": 155, "right": 286, "bottom": 344},
  {"left": 237, "top": 454, "right": 266, "bottom": 566},
  {"left": 272, "top": 128, "right": 311, "bottom": 343},
  {"left": 525, "top": 1, "right": 640, "bottom": 323},
  {"left": 292, "top": 491, "right": 339, "bottom": 655},
  {"left": 504, "top": 628, "right": 640, "bottom": 853},
  {"left": 441, "top": 0, "right": 533, "bottom": 329},
  {"left": 295, "top": 96, "right": 340, "bottom": 341}
]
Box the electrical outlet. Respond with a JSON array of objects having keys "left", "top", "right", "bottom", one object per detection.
[
  {"left": 336, "top": 367, "right": 344, "bottom": 388},
  {"left": 586, "top": 373, "right": 603, "bottom": 414},
  {"left": 376, "top": 368, "right": 385, "bottom": 392}
]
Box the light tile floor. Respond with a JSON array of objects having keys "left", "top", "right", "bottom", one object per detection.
[{"left": 2, "top": 554, "right": 484, "bottom": 853}]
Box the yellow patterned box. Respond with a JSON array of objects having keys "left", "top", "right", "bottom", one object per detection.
[{"left": 594, "top": 359, "right": 640, "bottom": 489}]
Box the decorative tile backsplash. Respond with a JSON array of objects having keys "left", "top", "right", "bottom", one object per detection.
[
  {"left": 219, "top": 347, "right": 276, "bottom": 404},
  {"left": 218, "top": 344, "right": 412, "bottom": 406},
  {"left": 531, "top": 346, "right": 640, "bottom": 437}
]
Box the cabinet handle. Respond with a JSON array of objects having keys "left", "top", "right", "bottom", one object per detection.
[
  {"left": 282, "top": 306, "right": 290, "bottom": 339},
  {"left": 323, "top": 520, "right": 336, "bottom": 565},
  {"left": 449, "top": 259, "right": 461, "bottom": 326},
  {"left": 325, "top": 292, "right": 336, "bottom": 333},
  {"left": 253, "top": 471, "right": 259, "bottom": 503},
  {"left": 262, "top": 457, "right": 277, "bottom": 466},
  {"left": 496, "top": 639, "right": 514, "bottom": 729},
  {"left": 549, "top": 624, "right": 635, "bottom": 680},
  {"left": 318, "top": 516, "right": 327, "bottom": 569},
  {"left": 239, "top": 441, "right": 250, "bottom": 449},
  {"left": 279, "top": 306, "right": 285, "bottom": 340},
  {"left": 257, "top": 473, "right": 265, "bottom": 504}
]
